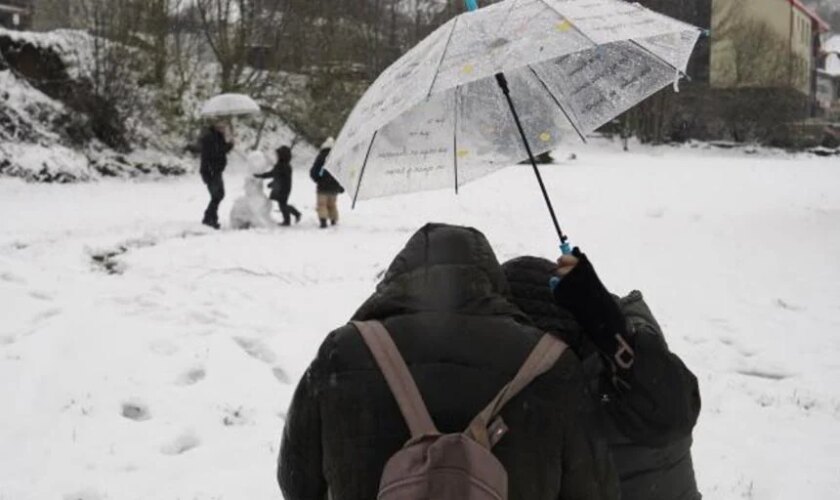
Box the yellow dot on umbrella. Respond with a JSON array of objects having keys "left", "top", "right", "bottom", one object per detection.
[
  {"left": 462, "top": 64, "right": 475, "bottom": 75},
  {"left": 539, "top": 132, "right": 552, "bottom": 142},
  {"left": 556, "top": 20, "right": 572, "bottom": 32},
  {"left": 457, "top": 149, "right": 470, "bottom": 158}
]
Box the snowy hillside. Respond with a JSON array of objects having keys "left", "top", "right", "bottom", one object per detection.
[
  {"left": 1, "top": 140, "right": 839, "bottom": 499},
  {"left": 0, "top": 28, "right": 308, "bottom": 183}
]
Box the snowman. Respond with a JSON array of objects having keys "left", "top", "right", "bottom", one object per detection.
[{"left": 229, "top": 151, "right": 274, "bottom": 230}]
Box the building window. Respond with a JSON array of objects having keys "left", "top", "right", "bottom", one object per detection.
[{"left": 801, "top": 19, "right": 806, "bottom": 45}]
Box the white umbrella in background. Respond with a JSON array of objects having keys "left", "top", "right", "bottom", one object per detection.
[
  {"left": 200, "top": 93, "right": 261, "bottom": 119},
  {"left": 327, "top": 0, "right": 701, "bottom": 250},
  {"left": 199, "top": 94, "right": 262, "bottom": 168}
]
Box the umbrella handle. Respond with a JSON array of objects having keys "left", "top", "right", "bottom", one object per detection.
[
  {"left": 560, "top": 242, "right": 572, "bottom": 256},
  {"left": 548, "top": 243, "right": 574, "bottom": 292}
]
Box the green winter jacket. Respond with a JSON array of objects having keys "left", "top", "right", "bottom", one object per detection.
[{"left": 503, "top": 258, "right": 702, "bottom": 500}]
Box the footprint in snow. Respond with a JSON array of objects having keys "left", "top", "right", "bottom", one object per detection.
[
  {"left": 775, "top": 298, "right": 803, "bottom": 312},
  {"left": 736, "top": 369, "right": 792, "bottom": 381},
  {"left": 190, "top": 310, "right": 220, "bottom": 325},
  {"left": 718, "top": 336, "right": 735, "bottom": 346},
  {"left": 272, "top": 366, "right": 291, "bottom": 384},
  {"left": 0, "top": 271, "right": 26, "bottom": 284},
  {"left": 708, "top": 317, "right": 736, "bottom": 333},
  {"left": 681, "top": 335, "right": 708, "bottom": 345},
  {"left": 234, "top": 337, "right": 277, "bottom": 364},
  {"left": 175, "top": 366, "right": 206, "bottom": 386},
  {"left": 33, "top": 307, "right": 62, "bottom": 323},
  {"left": 222, "top": 406, "right": 254, "bottom": 427},
  {"left": 149, "top": 339, "right": 179, "bottom": 356},
  {"left": 63, "top": 489, "right": 105, "bottom": 500},
  {"left": 161, "top": 430, "right": 201, "bottom": 455},
  {"left": 121, "top": 400, "right": 151, "bottom": 421},
  {"left": 28, "top": 290, "right": 54, "bottom": 301},
  {"left": 645, "top": 207, "right": 666, "bottom": 219},
  {"left": 718, "top": 336, "right": 757, "bottom": 357}
]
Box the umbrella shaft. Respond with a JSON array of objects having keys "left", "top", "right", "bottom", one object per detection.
[{"left": 495, "top": 73, "right": 568, "bottom": 244}]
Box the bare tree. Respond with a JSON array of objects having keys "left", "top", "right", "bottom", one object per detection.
[
  {"left": 168, "top": 2, "right": 205, "bottom": 97},
  {"left": 73, "top": 0, "right": 149, "bottom": 148},
  {"left": 194, "top": 0, "right": 290, "bottom": 94},
  {"left": 712, "top": 1, "right": 809, "bottom": 91},
  {"left": 144, "top": 0, "right": 171, "bottom": 87}
]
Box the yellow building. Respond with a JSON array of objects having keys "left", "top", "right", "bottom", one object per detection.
[{"left": 711, "top": 0, "right": 828, "bottom": 95}]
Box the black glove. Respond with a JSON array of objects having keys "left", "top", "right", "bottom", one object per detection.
[{"left": 552, "top": 248, "right": 635, "bottom": 370}]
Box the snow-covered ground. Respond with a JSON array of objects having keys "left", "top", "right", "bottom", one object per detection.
[{"left": 1, "top": 142, "right": 839, "bottom": 499}]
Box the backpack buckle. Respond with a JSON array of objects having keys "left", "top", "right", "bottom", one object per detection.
[
  {"left": 613, "top": 334, "right": 635, "bottom": 370},
  {"left": 488, "top": 417, "right": 509, "bottom": 447}
]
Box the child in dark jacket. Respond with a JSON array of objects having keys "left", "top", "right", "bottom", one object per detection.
[{"left": 255, "top": 146, "right": 301, "bottom": 226}]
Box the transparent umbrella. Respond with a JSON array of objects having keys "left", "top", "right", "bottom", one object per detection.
[
  {"left": 200, "top": 93, "right": 261, "bottom": 119},
  {"left": 326, "top": 0, "right": 701, "bottom": 248}
]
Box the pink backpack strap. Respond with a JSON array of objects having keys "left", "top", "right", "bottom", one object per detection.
[
  {"left": 352, "top": 320, "right": 439, "bottom": 441},
  {"left": 468, "top": 333, "right": 568, "bottom": 448}
]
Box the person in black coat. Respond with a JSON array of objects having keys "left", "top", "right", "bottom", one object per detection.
[
  {"left": 309, "top": 137, "right": 344, "bottom": 229},
  {"left": 254, "top": 145, "right": 301, "bottom": 226},
  {"left": 199, "top": 122, "right": 234, "bottom": 229},
  {"left": 502, "top": 252, "right": 702, "bottom": 500},
  {"left": 278, "top": 224, "right": 619, "bottom": 500}
]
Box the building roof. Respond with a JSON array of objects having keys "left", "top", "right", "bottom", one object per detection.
[{"left": 790, "top": 0, "right": 831, "bottom": 32}]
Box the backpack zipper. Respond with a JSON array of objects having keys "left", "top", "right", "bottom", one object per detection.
[{"left": 378, "top": 468, "right": 504, "bottom": 500}]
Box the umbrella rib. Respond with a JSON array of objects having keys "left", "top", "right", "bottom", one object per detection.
[
  {"left": 628, "top": 39, "right": 689, "bottom": 81},
  {"left": 631, "top": 2, "right": 703, "bottom": 41},
  {"left": 453, "top": 87, "right": 460, "bottom": 194},
  {"left": 536, "top": 0, "right": 599, "bottom": 49},
  {"left": 352, "top": 131, "right": 379, "bottom": 209},
  {"left": 496, "top": 0, "right": 522, "bottom": 37},
  {"left": 623, "top": 1, "right": 695, "bottom": 79},
  {"left": 527, "top": 65, "right": 588, "bottom": 144},
  {"left": 427, "top": 17, "right": 461, "bottom": 98},
  {"left": 538, "top": 0, "right": 689, "bottom": 80}
]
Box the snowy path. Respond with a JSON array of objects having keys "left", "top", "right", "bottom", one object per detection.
[{"left": 2, "top": 143, "right": 839, "bottom": 499}]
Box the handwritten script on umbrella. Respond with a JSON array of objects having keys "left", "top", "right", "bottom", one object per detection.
[{"left": 326, "top": 0, "right": 701, "bottom": 202}]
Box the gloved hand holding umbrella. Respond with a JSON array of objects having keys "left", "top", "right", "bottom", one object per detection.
[{"left": 325, "top": 0, "right": 701, "bottom": 254}]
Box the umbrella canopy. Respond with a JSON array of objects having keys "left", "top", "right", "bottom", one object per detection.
[
  {"left": 200, "top": 93, "right": 261, "bottom": 118},
  {"left": 326, "top": 0, "right": 701, "bottom": 204}
]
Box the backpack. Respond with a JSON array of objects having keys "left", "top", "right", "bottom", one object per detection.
[{"left": 352, "top": 320, "right": 568, "bottom": 500}]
